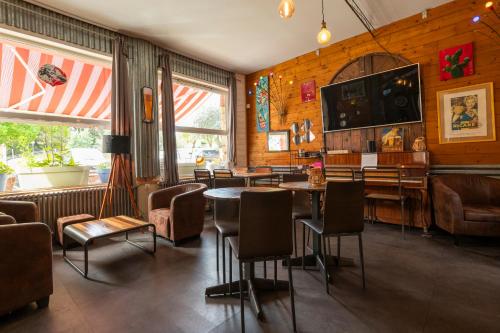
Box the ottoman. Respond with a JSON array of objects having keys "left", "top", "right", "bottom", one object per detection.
[{"left": 56, "top": 214, "right": 95, "bottom": 246}]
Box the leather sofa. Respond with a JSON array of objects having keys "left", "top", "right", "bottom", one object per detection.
[
  {"left": 0, "top": 200, "right": 53, "bottom": 315},
  {"left": 430, "top": 175, "right": 500, "bottom": 237},
  {"left": 148, "top": 183, "right": 207, "bottom": 245}
]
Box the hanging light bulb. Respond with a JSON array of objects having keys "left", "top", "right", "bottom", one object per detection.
[
  {"left": 317, "top": 0, "right": 331, "bottom": 45},
  {"left": 278, "top": 0, "right": 295, "bottom": 19}
]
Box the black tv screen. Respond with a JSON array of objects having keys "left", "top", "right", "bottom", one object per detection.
[{"left": 321, "top": 64, "right": 422, "bottom": 132}]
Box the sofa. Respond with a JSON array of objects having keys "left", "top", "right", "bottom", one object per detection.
[
  {"left": 0, "top": 200, "right": 53, "bottom": 315},
  {"left": 430, "top": 175, "right": 500, "bottom": 238},
  {"left": 148, "top": 183, "right": 207, "bottom": 245}
]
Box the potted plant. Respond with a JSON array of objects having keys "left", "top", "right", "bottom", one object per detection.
[
  {"left": 96, "top": 162, "right": 111, "bottom": 183},
  {"left": 0, "top": 162, "right": 14, "bottom": 192}
]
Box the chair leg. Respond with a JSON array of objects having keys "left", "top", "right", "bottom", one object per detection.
[
  {"left": 216, "top": 231, "right": 219, "bottom": 274},
  {"left": 274, "top": 260, "right": 278, "bottom": 287},
  {"left": 302, "top": 223, "right": 306, "bottom": 270},
  {"left": 292, "top": 219, "right": 297, "bottom": 258},
  {"left": 229, "top": 242, "right": 232, "bottom": 295},
  {"left": 263, "top": 261, "right": 267, "bottom": 278},
  {"left": 336, "top": 236, "right": 341, "bottom": 267},
  {"left": 358, "top": 234, "right": 366, "bottom": 289},
  {"left": 322, "top": 235, "right": 330, "bottom": 295},
  {"left": 222, "top": 237, "right": 226, "bottom": 284},
  {"left": 36, "top": 296, "right": 50, "bottom": 309},
  {"left": 287, "top": 257, "right": 297, "bottom": 333},
  {"left": 239, "top": 261, "right": 245, "bottom": 333},
  {"left": 401, "top": 200, "right": 405, "bottom": 240}
]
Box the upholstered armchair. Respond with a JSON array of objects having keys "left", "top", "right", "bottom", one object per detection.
[
  {"left": 0, "top": 200, "right": 53, "bottom": 315},
  {"left": 430, "top": 175, "right": 500, "bottom": 239},
  {"left": 148, "top": 183, "right": 207, "bottom": 245}
]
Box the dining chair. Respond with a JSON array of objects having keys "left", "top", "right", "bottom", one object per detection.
[
  {"left": 213, "top": 177, "right": 246, "bottom": 283},
  {"left": 252, "top": 166, "right": 275, "bottom": 186},
  {"left": 194, "top": 169, "right": 213, "bottom": 188},
  {"left": 213, "top": 169, "right": 233, "bottom": 179},
  {"left": 297, "top": 181, "right": 366, "bottom": 295},
  {"left": 362, "top": 166, "right": 409, "bottom": 239},
  {"left": 228, "top": 190, "right": 296, "bottom": 333}
]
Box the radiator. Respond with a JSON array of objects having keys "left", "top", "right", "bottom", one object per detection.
[{"left": 0, "top": 186, "right": 133, "bottom": 233}]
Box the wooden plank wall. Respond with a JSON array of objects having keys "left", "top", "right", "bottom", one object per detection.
[{"left": 245, "top": 0, "right": 500, "bottom": 167}]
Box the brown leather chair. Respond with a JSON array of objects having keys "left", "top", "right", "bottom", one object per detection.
[
  {"left": 298, "top": 181, "right": 366, "bottom": 294},
  {"left": 282, "top": 173, "right": 311, "bottom": 257},
  {"left": 213, "top": 169, "right": 233, "bottom": 178},
  {"left": 148, "top": 183, "right": 207, "bottom": 245},
  {"left": 213, "top": 177, "right": 246, "bottom": 283},
  {"left": 431, "top": 175, "right": 500, "bottom": 240},
  {"left": 228, "top": 190, "right": 296, "bottom": 333},
  {"left": 0, "top": 200, "right": 53, "bottom": 315}
]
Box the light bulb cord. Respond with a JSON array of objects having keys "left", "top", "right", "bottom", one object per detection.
[{"left": 321, "top": 0, "right": 326, "bottom": 23}]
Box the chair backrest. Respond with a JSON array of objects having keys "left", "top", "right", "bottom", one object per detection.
[
  {"left": 282, "top": 173, "right": 310, "bottom": 210},
  {"left": 282, "top": 173, "right": 308, "bottom": 183},
  {"left": 238, "top": 190, "right": 293, "bottom": 260},
  {"left": 322, "top": 181, "right": 365, "bottom": 235},
  {"left": 362, "top": 166, "right": 402, "bottom": 196},
  {"left": 213, "top": 169, "right": 233, "bottom": 179},
  {"left": 254, "top": 166, "right": 272, "bottom": 173},
  {"left": 214, "top": 177, "right": 246, "bottom": 189},
  {"left": 324, "top": 166, "right": 355, "bottom": 182},
  {"left": 214, "top": 178, "right": 246, "bottom": 221},
  {"left": 194, "top": 169, "right": 212, "bottom": 187}
]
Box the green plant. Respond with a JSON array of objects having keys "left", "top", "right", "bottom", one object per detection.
[
  {"left": 0, "top": 162, "right": 14, "bottom": 175},
  {"left": 25, "top": 150, "right": 77, "bottom": 168}
]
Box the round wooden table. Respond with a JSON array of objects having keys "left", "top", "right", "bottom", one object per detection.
[
  {"left": 279, "top": 181, "right": 354, "bottom": 273},
  {"left": 203, "top": 186, "right": 289, "bottom": 320}
]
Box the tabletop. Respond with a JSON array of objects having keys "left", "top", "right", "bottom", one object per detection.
[
  {"left": 278, "top": 181, "right": 327, "bottom": 192},
  {"left": 232, "top": 172, "right": 276, "bottom": 178},
  {"left": 203, "top": 186, "right": 284, "bottom": 200}
]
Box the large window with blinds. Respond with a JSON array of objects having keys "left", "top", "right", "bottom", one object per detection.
[
  {"left": 0, "top": 28, "right": 112, "bottom": 192},
  {"left": 159, "top": 74, "right": 229, "bottom": 178}
]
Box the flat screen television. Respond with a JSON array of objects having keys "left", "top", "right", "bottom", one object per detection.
[{"left": 321, "top": 64, "right": 422, "bottom": 132}]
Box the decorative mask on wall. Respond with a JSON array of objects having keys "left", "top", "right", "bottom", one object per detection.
[{"left": 290, "top": 119, "right": 315, "bottom": 145}]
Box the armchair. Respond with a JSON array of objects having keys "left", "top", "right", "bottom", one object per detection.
[
  {"left": 430, "top": 175, "right": 500, "bottom": 238},
  {"left": 148, "top": 183, "right": 207, "bottom": 245},
  {"left": 0, "top": 200, "right": 53, "bottom": 315}
]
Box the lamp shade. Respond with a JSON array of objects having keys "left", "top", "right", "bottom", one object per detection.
[{"left": 102, "top": 135, "right": 130, "bottom": 154}]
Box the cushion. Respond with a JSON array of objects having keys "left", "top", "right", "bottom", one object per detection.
[
  {"left": 149, "top": 208, "right": 171, "bottom": 238},
  {"left": 464, "top": 205, "right": 500, "bottom": 223},
  {"left": 56, "top": 214, "right": 95, "bottom": 245}
]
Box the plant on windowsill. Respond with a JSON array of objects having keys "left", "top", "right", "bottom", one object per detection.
[
  {"left": 96, "top": 162, "right": 111, "bottom": 183},
  {"left": 0, "top": 162, "right": 14, "bottom": 192}
]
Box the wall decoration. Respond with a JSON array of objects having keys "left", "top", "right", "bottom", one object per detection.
[
  {"left": 142, "top": 87, "right": 154, "bottom": 123},
  {"left": 269, "top": 73, "right": 294, "bottom": 125},
  {"left": 381, "top": 127, "right": 404, "bottom": 152},
  {"left": 301, "top": 80, "right": 316, "bottom": 103},
  {"left": 437, "top": 82, "right": 495, "bottom": 144},
  {"left": 439, "top": 43, "right": 474, "bottom": 81},
  {"left": 412, "top": 137, "right": 427, "bottom": 152},
  {"left": 256, "top": 76, "right": 270, "bottom": 132},
  {"left": 38, "top": 64, "right": 67, "bottom": 86},
  {"left": 267, "top": 130, "right": 290, "bottom": 152}
]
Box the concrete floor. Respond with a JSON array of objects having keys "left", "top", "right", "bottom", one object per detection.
[{"left": 1, "top": 218, "right": 499, "bottom": 333}]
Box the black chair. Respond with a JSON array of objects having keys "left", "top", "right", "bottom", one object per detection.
[
  {"left": 298, "top": 181, "right": 366, "bottom": 295},
  {"left": 213, "top": 169, "right": 233, "bottom": 179},
  {"left": 213, "top": 177, "right": 246, "bottom": 284},
  {"left": 194, "top": 169, "right": 212, "bottom": 188},
  {"left": 282, "top": 173, "right": 311, "bottom": 258},
  {"left": 251, "top": 166, "right": 277, "bottom": 186},
  {"left": 228, "top": 190, "right": 296, "bottom": 332}
]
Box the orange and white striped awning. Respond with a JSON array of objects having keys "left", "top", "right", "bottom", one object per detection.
[{"left": 0, "top": 40, "right": 112, "bottom": 122}]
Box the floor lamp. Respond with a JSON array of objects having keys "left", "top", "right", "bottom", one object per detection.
[{"left": 99, "top": 135, "right": 140, "bottom": 219}]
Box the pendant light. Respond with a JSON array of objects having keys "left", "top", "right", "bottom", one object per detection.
[
  {"left": 317, "top": 0, "right": 331, "bottom": 45},
  {"left": 278, "top": 0, "right": 295, "bottom": 19}
]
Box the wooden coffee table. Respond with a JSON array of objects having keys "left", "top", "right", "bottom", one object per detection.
[{"left": 63, "top": 215, "right": 156, "bottom": 278}]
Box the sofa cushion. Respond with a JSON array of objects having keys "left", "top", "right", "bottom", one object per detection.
[
  {"left": 464, "top": 205, "right": 500, "bottom": 223},
  {"left": 149, "top": 208, "right": 171, "bottom": 238}
]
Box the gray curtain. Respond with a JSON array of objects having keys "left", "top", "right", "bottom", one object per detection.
[
  {"left": 159, "top": 54, "right": 179, "bottom": 185},
  {"left": 170, "top": 52, "right": 231, "bottom": 86},
  {"left": 227, "top": 74, "right": 237, "bottom": 164}
]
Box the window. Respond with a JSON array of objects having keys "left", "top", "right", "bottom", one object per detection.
[
  {"left": 159, "top": 74, "right": 229, "bottom": 178},
  {"left": 0, "top": 29, "right": 112, "bottom": 191}
]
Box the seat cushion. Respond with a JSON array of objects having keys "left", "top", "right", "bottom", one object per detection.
[
  {"left": 215, "top": 219, "right": 238, "bottom": 237},
  {"left": 149, "top": 208, "right": 171, "bottom": 238},
  {"left": 464, "top": 205, "right": 500, "bottom": 223}
]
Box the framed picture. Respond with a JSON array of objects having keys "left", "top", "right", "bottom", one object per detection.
[
  {"left": 439, "top": 43, "right": 474, "bottom": 81},
  {"left": 381, "top": 127, "right": 404, "bottom": 152},
  {"left": 267, "top": 130, "right": 290, "bottom": 152},
  {"left": 301, "top": 80, "right": 316, "bottom": 103},
  {"left": 256, "top": 76, "right": 270, "bottom": 132},
  {"left": 437, "top": 82, "right": 495, "bottom": 144},
  {"left": 142, "top": 87, "right": 154, "bottom": 123}
]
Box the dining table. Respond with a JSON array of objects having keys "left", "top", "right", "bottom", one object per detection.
[
  {"left": 232, "top": 171, "right": 279, "bottom": 186},
  {"left": 278, "top": 181, "right": 355, "bottom": 278},
  {"left": 203, "top": 186, "right": 290, "bottom": 320}
]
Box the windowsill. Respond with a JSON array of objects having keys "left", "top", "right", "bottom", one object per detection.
[{"left": 0, "top": 184, "right": 108, "bottom": 197}]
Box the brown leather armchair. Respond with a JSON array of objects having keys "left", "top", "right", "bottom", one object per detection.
[
  {"left": 148, "top": 183, "right": 207, "bottom": 245},
  {"left": 0, "top": 200, "right": 53, "bottom": 315},
  {"left": 430, "top": 175, "right": 500, "bottom": 238}
]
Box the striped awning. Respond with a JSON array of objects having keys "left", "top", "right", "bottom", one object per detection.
[{"left": 0, "top": 40, "right": 112, "bottom": 122}]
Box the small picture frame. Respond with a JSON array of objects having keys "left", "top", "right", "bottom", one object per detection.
[
  {"left": 381, "top": 127, "right": 404, "bottom": 152},
  {"left": 437, "top": 82, "right": 495, "bottom": 144},
  {"left": 267, "top": 130, "right": 290, "bottom": 152},
  {"left": 142, "top": 86, "right": 154, "bottom": 123}
]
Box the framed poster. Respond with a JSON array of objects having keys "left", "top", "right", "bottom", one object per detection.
[
  {"left": 437, "top": 82, "right": 495, "bottom": 144},
  {"left": 142, "top": 87, "right": 154, "bottom": 123},
  {"left": 381, "top": 127, "right": 404, "bottom": 152},
  {"left": 439, "top": 43, "right": 474, "bottom": 81},
  {"left": 301, "top": 80, "right": 316, "bottom": 103},
  {"left": 256, "top": 76, "right": 270, "bottom": 132},
  {"left": 267, "top": 130, "right": 290, "bottom": 152}
]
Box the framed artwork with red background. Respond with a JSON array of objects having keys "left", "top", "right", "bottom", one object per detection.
[
  {"left": 439, "top": 42, "right": 474, "bottom": 81},
  {"left": 301, "top": 80, "right": 316, "bottom": 103}
]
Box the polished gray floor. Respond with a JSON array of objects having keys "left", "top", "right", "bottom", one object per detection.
[{"left": 1, "top": 218, "right": 499, "bottom": 333}]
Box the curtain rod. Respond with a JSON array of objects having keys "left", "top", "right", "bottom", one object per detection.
[{"left": 0, "top": 0, "right": 116, "bottom": 40}]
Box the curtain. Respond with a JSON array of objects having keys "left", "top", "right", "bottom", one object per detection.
[
  {"left": 159, "top": 54, "right": 179, "bottom": 186},
  {"left": 111, "top": 37, "right": 132, "bottom": 186},
  {"left": 170, "top": 52, "right": 231, "bottom": 86},
  {"left": 227, "top": 73, "right": 237, "bottom": 165}
]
